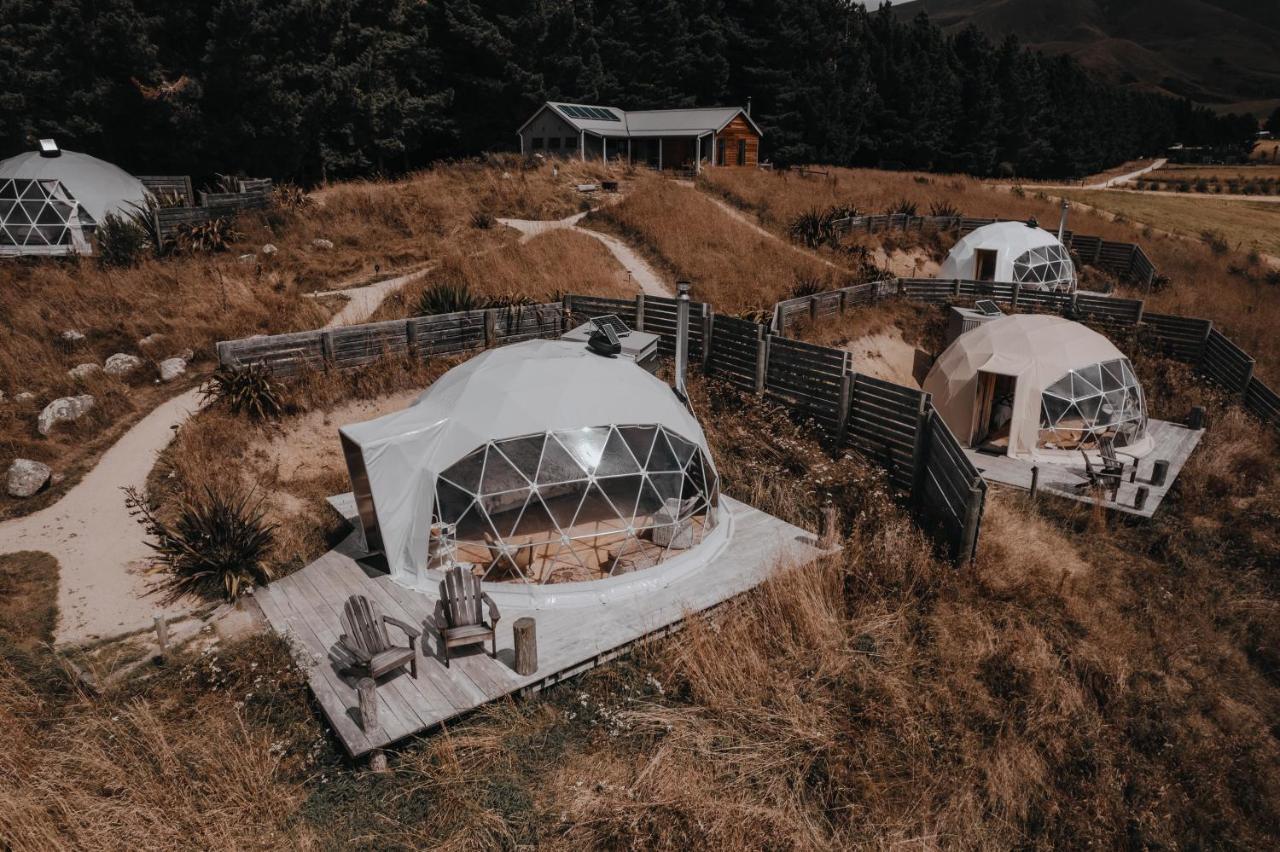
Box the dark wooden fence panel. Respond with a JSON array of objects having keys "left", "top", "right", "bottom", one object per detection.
[
  {"left": 407, "top": 311, "right": 486, "bottom": 356},
  {"left": 641, "top": 296, "right": 707, "bottom": 358},
  {"left": 492, "top": 303, "right": 563, "bottom": 344},
  {"left": 918, "top": 409, "right": 985, "bottom": 561},
  {"left": 1245, "top": 378, "right": 1280, "bottom": 427},
  {"left": 328, "top": 320, "right": 410, "bottom": 369},
  {"left": 1073, "top": 293, "right": 1143, "bottom": 327},
  {"left": 706, "top": 315, "right": 762, "bottom": 390},
  {"left": 1141, "top": 313, "right": 1211, "bottom": 363},
  {"left": 563, "top": 294, "right": 639, "bottom": 330},
  {"left": 844, "top": 374, "right": 925, "bottom": 490},
  {"left": 216, "top": 330, "right": 325, "bottom": 377},
  {"left": 1201, "top": 329, "right": 1256, "bottom": 394},
  {"left": 138, "top": 175, "right": 195, "bottom": 207},
  {"left": 763, "top": 337, "right": 847, "bottom": 432}
]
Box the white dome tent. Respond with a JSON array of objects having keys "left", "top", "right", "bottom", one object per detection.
[
  {"left": 939, "top": 220, "right": 1077, "bottom": 293},
  {"left": 923, "top": 314, "right": 1150, "bottom": 461},
  {"left": 340, "top": 339, "right": 723, "bottom": 601},
  {"left": 0, "top": 141, "right": 150, "bottom": 256}
]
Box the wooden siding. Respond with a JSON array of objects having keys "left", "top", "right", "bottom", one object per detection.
[{"left": 718, "top": 115, "right": 759, "bottom": 166}]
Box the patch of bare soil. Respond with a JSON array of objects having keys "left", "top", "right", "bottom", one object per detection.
[
  {"left": 871, "top": 246, "right": 941, "bottom": 278},
  {"left": 843, "top": 329, "right": 923, "bottom": 387}
]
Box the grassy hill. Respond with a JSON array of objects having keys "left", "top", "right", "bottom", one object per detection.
[{"left": 894, "top": 0, "right": 1280, "bottom": 114}]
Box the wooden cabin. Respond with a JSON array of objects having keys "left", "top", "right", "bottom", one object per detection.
[{"left": 516, "top": 102, "right": 763, "bottom": 172}]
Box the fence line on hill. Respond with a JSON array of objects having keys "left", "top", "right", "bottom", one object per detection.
[
  {"left": 139, "top": 177, "right": 275, "bottom": 241},
  {"left": 216, "top": 293, "right": 987, "bottom": 563}
]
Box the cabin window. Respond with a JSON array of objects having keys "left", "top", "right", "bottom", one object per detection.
[
  {"left": 531, "top": 137, "right": 544, "bottom": 150},
  {"left": 547, "top": 137, "right": 561, "bottom": 150},
  {"left": 717, "top": 138, "right": 726, "bottom": 165},
  {"left": 565, "top": 137, "right": 576, "bottom": 150},
  {"left": 737, "top": 138, "right": 747, "bottom": 165}
]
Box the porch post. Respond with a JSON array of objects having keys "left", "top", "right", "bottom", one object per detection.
[
  {"left": 602, "top": 136, "right": 607, "bottom": 164},
  {"left": 518, "top": 134, "right": 524, "bottom": 155},
  {"left": 579, "top": 131, "right": 585, "bottom": 162},
  {"left": 695, "top": 135, "right": 701, "bottom": 175},
  {"left": 628, "top": 137, "right": 632, "bottom": 164},
  {"left": 710, "top": 132, "right": 716, "bottom": 166},
  {"left": 658, "top": 138, "right": 663, "bottom": 171}
]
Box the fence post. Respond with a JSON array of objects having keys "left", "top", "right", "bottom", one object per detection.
[
  {"left": 838, "top": 289, "right": 848, "bottom": 315},
  {"left": 1197, "top": 321, "right": 1214, "bottom": 369},
  {"left": 809, "top": 296, "right": 819, "bottom": 322},
  {"left": 835, "top": 372, "right": 853, "bottom": 447},
  {"left": 754, "top": 327, "right": 769, "bottom": 395},
  {"left": 635, "top": 293, "right": 646, "bottom": 331},
  {"left": 953, "top": 279, "right": 961, "bottom": 298},
  {"left": 320, "top": 330, "right": 335, "bottom": 365},
  {"left": 957, "top": 480, "right": 985, "bottom": 565},
  {"left": 910, "top": 394, "right": 933, "bottom": 502},
  {"left": 1133, "top": 299, "right": 1145, "bottom": 328},
  {"left": 1239, "top": 359, "right": 1256, "bottom": 400},
  {"left": 1010, "top": 282, "right": 1020, "bottom": 310},
  {"left": 405, "top": 319, "right": 418, "bottom": 359},
  {"left": 484, "top": 309, "right": 496, "bottom": 348},
  {"left": 701, "top": 308, "right": 714, "bottom": 374}
]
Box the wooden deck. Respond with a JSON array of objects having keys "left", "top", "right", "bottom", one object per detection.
[
  {"left": 256, "top": 496, "right": 829, "bottom": 757},
  {"left": 964, "top": 419, "right": 1204, "bottom": 518}
]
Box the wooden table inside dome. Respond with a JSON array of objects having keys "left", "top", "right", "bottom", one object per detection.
[{"left": 255, "top": 495, "right": 834, "bottom": 757}]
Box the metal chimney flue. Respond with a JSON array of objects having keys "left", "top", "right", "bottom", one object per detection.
[
  {"left": 674, "top": 280, "right": 691, "bottom": 399},
  {"left": 1057, "top": 199, "right": 1069, "bottom": 243},
  {"left": 746, "top": 97, "right": 752, "bottom": 117}
]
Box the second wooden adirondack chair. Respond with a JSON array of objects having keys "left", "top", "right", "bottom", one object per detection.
[
  {"left": 338, "top": 594, "right": 421, "bottom": 679},
  {"left": 435, "top": 566, "right": 500, "bottom": 667}
]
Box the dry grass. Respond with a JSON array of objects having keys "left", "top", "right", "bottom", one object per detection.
[
  {"left": 587, "top": 179, "right": 850, "bottom": 315},
  {"left": 371, "top": 228, "right": 635, "bottom": 322}
]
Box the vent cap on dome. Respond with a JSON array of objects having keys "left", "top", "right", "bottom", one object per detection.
[{"left": 38, "top": 139, "right": 60, "bottom": 158}]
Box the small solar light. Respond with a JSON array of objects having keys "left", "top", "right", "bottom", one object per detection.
[{"left": 38, "top": 138, "right": 60, "bottom": 157}]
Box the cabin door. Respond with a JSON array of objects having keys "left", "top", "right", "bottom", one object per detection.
[
  {"left": 973, "top": 249, "right": 998, "bottom": 281},
  {"left": 971, "top": 371, "right": 1017, "bottom": 450}
]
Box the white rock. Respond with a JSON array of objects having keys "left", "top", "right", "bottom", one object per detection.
[
  {"left": 15, "top": 391, "right": 35, "bottom": 402},
  {"left": 103, "top": 353, "right": 144, "bottom": 377},
  {"left": 6, "top": 458, "right": 51, "bottom": 498},
  {"left": 158, "top": 358, "right": 187, "bottom": 382},
  {"left": 138, "top": 333, "right": 166, "bottom": 348},
  {"left": 37, "top": 394, "right": 95, "bottom": 436},
  {"left": 312, "top": 238, "right": 334, "bottom": 250},
  {"left": 68, "top": 363, "right": 102, "bottom": 381},
  {"left": 260, "top": 243, "right": 278, "bottom": 256},
  {"left": 60, "top": 329, "right": 85, "bottom": 343},
  {"left": 238, "top": 253, "right": 257, "bottom": 264}
]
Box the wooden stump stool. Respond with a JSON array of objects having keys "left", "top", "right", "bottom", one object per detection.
[{"left": 514, "top": 617, "right": 538, "bottom": 676}]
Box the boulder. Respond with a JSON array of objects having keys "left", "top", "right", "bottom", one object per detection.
[
  {"left": 60, "top": 329, "right": 86, "bottom": 343},
  {"left": 138, "top": 333, "right": 166, "bottom": 349},
  {"left": 312, "top": 238, "right": 334, "bottom": 250},
  {"left": 158, "top": 358, "right": 187, "bottom": 382},
  {"left": 6, "top": 458, "right": 51, "bottom": 498},
  {"left": 238, "top": 253, "right": 257, "bottom": 264},
  {"left": 37, "top": 394, "right": 94, "bottom": 436},
  {"left": 260, "top": 243, "right": 278, "bottom": 256},
  {"left": 68, "top": 363, "right": 102, "bottom": 381},
  {"left": 104, "top": 353, "right": 144, "bottom": 377},
  {"left": 15, "top": 391, "right": 35, "bottom": 402}
]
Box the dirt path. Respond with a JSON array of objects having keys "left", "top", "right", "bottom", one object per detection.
[
  {"left": 0, "top": 266, "right": 425, "bottom": 645},
  {"left": 1086, "top": 158, "right": 1167, "bottom": 189},
  {"left": 497, "top": 213, "right": 673, "bottom": 297}
]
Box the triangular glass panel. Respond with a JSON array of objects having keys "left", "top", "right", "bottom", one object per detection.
[
  {"left": 663, "top": 429, "right": 698, "bottom": 467},
  {"left": 594, "top": 427, "right": 641, "bottom": 476},
  {"left": 572, "top": 481, "right": 629, "bottom": 532},
  {"left": 38, "top": 180, "right": 59, "bottom": 196},
  {"left": 494, "top": 434, "right": 544, "bottom": 481},
  {"left": 510, "top": 491, "right": 556, "bottom": 538},
  {"left": 646, "top": 431, "right": 681, "bottom": 472},
  {"left": 632, "top": 477, "right": 668, "bottom": 528},
  {"left": 0, "top": 199, "right": 15, "bottom": 218},
  {"left": 481, "top": 444, "right": 528, "bottom": 495},
  {"left": 17, "top": 181, "right": 41, "bottom": 200},
  {"left": 555, "top": 427, "right": 610, "bottom": 475},
  {"left": 442, "top": 446, "right": 486, "bottom": 493},
  {"left": 9, "top": 202, "right": 32, "bottom": 225},
  {"left": 36, "top": 203, "right": 63, "bottom": 226},
  {"left": 0, "top": 180, "right": 16, "bottom": 199},
  {"left": 542, "top": 483, "right": 587, "bottom": 530},
  {"left": 435, "top": 477, "right": 476, "bottom": 523},
  {"left": 648, "top": 471, "right": 685, "bottom": 503},
  {"left": 536, "top": 434, "right": 585, "bottom": 484},
  {"left": 599, "top": 474, "right": 643, "bottom": 524},
  {"left": 617, "top": 426, "right": 657, "bottom": 469},
  {"left": 51, "top": 226, "right": 70, "bottom": 245}
]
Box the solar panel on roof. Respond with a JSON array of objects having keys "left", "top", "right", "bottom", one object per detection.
[{"left": 560, "top": 105, "right": 583, "bottom": 118}]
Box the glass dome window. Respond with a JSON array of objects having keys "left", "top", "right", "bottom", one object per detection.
[
  {"left": 433, "top": 424, "right": 719, "bottom": 585},
  {"left": 1011, "top": 243, "right": 1076, "bottom": 292},
  {"left": 1038, "top": 357, "right": 1146, "bottom": 451}
]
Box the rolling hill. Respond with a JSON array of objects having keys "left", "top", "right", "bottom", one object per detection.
[{"left": 892, "top": 0, "right": 1280, "bottom": 114}]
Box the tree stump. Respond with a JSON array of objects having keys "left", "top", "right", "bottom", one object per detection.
[
  {"left": 818, "top": 501, "right": 839, "bottom": 550},
  {"left": 357, "top": 677, "right": 388, "bottom": 773},
  {"left": 514, "top": 617, "right": 538, "bottom": 676}
]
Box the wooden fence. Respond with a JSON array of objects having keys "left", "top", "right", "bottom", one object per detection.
[
  {"left": 138, "top": 175, "right": 196, "bottom": 207},
  {"left": 151, "top": 178, "right": 275, "bottom": 241},
  {"left": 217, "top": 292, "right": 987, "bottom": 562},
  {"left": 829, "top": 213, "right": 1157, "bottom": 285}
]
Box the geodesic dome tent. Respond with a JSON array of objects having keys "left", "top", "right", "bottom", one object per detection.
[
  {"left": 340, "top": 339, "right": 721, "bottom": 592},
  {"left": 923, "top": 314, "right": 1150, "bottom": 461},
  {"left": 939, "top": 221, "right": 1077, "bottom": 293},
  {"left": 0, "top": 143, "right": 149, "bottom": 255}
]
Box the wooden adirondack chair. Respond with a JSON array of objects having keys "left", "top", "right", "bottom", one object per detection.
[
  {"left": 436, "top": 566, "right": 500, "bottom": 667},
  {"left": 338, "top": 595, "right": 421, "bottom": 680},
  {"left": 1078, "top": 448, "right": 1122, "bottom": 498}
]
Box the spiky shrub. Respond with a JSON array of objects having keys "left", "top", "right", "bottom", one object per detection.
[
  {"left": 124, "top": 199, "right": 168, "bottom": 256},
  {"left": 126, "top": 485, "right": 277, "bottom": 604},
  {"left": 95, "top": 213, "right": 150, "bottom": 268},
  {"left": 200, "top": 363, "right": 286, "bottom": 421},
  {"left": 176, "top": 216, "right": 241, "bottom": 254},
  {"left": 887, "top": 198, "right": 918, "bottom": 216},
  {"left": 928, "top": 200, "right": 961, "bottom": 220},
  {"left": 789, "top": 276, "right": 826, "bottom": 298},
  {"left": 416, "top": 281, "right": 482, "bottom": 315},
  {"left": 470, "top": 209, "right": 495, "bottom": 229},
  {"left": 272, "top": 183, "right": 312, "bottom": 211},
  {"left": 788, "top": 209, "right": 832, "bottom": 249}
]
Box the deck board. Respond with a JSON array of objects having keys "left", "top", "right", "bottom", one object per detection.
[
  {"left": 965, "top": 419, "right": 1204, "bottom": 518},
  {"left": 258, "top": 496, "right": 829, "bottom": 756}
]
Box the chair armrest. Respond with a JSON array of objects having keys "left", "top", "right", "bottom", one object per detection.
[
  {"left": 481, "top": 592, "right": 500, "bottom": 625},
  {"left": 383, "top": 614, "right": 422, "bottom": 640}
]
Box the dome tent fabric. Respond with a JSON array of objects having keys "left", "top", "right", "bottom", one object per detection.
[
  {"left": 0, "top": 147, "right": 149, "bottom": 255},
  {"left": 340, "top": 339, "right": 717, "bottom": 588},
  {"left": 923, "top": 314, "right": 1150, "bottom": 461},
  {"left": 939, "top": 221, "right": 1077, "bottom": 293}
]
